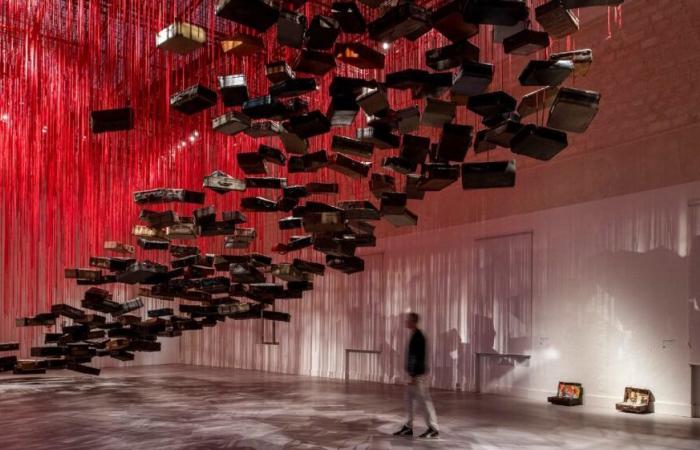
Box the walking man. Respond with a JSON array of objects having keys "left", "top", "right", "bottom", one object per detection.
[{"left": 394, "top": 312, "right": 439, "bottom": 439}]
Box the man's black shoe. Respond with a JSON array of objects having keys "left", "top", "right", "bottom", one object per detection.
[
  {"left": 419, "top": 427, "right": 439, "bottom": 439},
  {"left": 393, "top": 425, "right": 413, "bottom": 437}
]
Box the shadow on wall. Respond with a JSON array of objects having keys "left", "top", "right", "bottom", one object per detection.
[{"left": 584, "top": 246, "right": 690, "bottom": 400}]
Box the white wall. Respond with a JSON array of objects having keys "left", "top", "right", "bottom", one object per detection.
[{"left": 180, "top": 180, "right": 700, "bottom": 417}]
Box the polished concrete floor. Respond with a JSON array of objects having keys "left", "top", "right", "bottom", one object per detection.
[{"left": 0, "top": 365, "right": 698, "bottom": 450}]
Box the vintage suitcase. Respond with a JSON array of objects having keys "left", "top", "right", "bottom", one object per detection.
[
  {"left": 462, "top": 160, "right": 516, "bottom": 189},
  {"left": 65, "top": 268, "right": 103, "bottom": 281},
  {"left": 134, "top": 188, "right": 205, "bottom": 205},
  {"left": 278, "top": 195, "right": 298, "bottom": 212},
  {"left": 548, "top": 382, "right": 584, "bottom": 406},
  {"left": 511, "top": 125, "right": 568, "bottom": 160},
  {"left": 504, "top": 29, "right": 550, "bottom": 55},
  {"left": 380, "top": 192, "right": 407, "bottom": 215},
  {"left": 90, "top": 107, "right": 134, "bottom": 134},
  {"left": 117, "top": 261, "right": 168, "bottom": 285},
  {"left": 418, "top": 163, "right": 460, "bottom": 191},
  {"left": 549, "top": 48, "right": 593, "bottom": 76},
  {"left": 385, "top": 69, "right": 428, "bottom": 91},
  {"left": 245, "top": 120, "right": 282, "bottom": 138},
  {"left": 223, "top": 228, "right": 256, "bottom": 249},
  {"left": 0, "top": 342, "right": 20, "bottom": 352},
  {"left": 404, "top": 173, "right": 425, "bottom": 200},
  {"left": 212, "top": 112, "right": 251, "bottom": 136},
  {"left": 306, "top": 15, "right": 341, "bottom": 50},
  {"left": 104, "top": 241, "right": 135, "bottom": 255},
  {"left": 484, "top": 118, "right": 525, "bottom": 148},
  {"left": 332, "top": 135, "right": 374, "bottom": 159},
  {"left": 330, "top": 76, "right": 377, "bottom": 98},
  {"left": 272, "top": 264, "right": 307, "bottom": 282},
  {"left": 426, "top": 40, "right": 480, "bottom": 71},
  {"left": 156, "top": 21, "right": 206, "bottom": 55},
  {"left": 340, "top": 200, "right": 381, "bottom": 221},
  {"left": 13, "top": 359, "right": 47, "bottom": 375},
  {"left": 278, "top": 126, "right": 309, "bottom": 155},
  {"left": 399, "top": 134, "right": 430, "bottom": 166},
  {"left": 216, "top": 0, "right": 281, "bottom": 32},
  {"left": 221, "top": 32, "right": 265, "bottom": 56},
  {"left": 0, "top": 356, "right": 18, "bottom": 371},
  {"left": 230, "top": 263, "right": 266, "bottom": 284},
  {"left": 194, "top": 206, "right": 217, "bottom": 226},
  {"left": 170, "top": 84, "right": 217, "bottom": 115},
  {"left": 493, "top": 20, "right": 527, "bottom": 43},
  {"left": 283, "top": 185, "right": 309, "bottom": 200},
  {"left": 411, "top": 72, "right": 453, "bottom": 99},
  {"left": 50, "top": 304, "right": 86, "bottom": 321},
  {"left": 294, "top": 49, "right": 337, "bottom": 76},
  {"left": 368, "top": 2, "right": 429, "bottom": 43},
  {"left": 382, "top": 157, "right": 416, "bottom": 175},
  {"left": 432, "top": 0, "right": 479, "bottom": 42},
  {"left": 139, "top": 210, "right": 178, "bottom": 229},
  {"left": 306, "top": 182, "right": 339, "bottom": 195},
  {"left": 218, "top": 74, "right": 249, "bottom": 107},
  {"left": 328, "top": 154, "right": 372, "bottom": 179},
  {"left": 266, "top": 61, "right": 295, "bottom": 84},
  {"left": 203, "top": 170, "right": 246, "bottom": 194},
  {"left": 313, "top": 233, "right": 356, "bottom": 257},
  {"left": 436, "top": 124, "right": 473, "bottom": 162},
  {"left": 269, "top": 78, "right": 317, "bottom": 99},
  {"left": 277, "top": 9, "right": 307, "bottom": 49},
  {"left": 422, "top": 98, "right": 456, "bottom": 128},
  {"left": 536, "top": 0, "right": 579, "bottom": 39},
  {"left": 451, "top": 61, "right": 494, "bottom": 97},
  {"left": 242, "top": 95, "right": 288, "bottom": 120},
  {"left": 326, "top": 255, "right": 364, "bottom": 274},
  {"left": 463, "top": 0, "right": 530, "bottom": 26},
  {"left": 241, "top": 196, "right": 278, "bottom": 212},
  {"left": 255, "top": 145, "right": 285, "bottom": 167},
  {"left": 517, "top": 86, "right": 559, "bottom": 119},
  {"left": 170, "top": 244, "right": 200, "bottom": 257},
  {"left": 245, "top": 177, "right": 287, "bottom": 190},
  {"left": 292, "top": 258, "right": 326, "bottom": 276},
  {"left": 357, "top": 87, "right": 390, "bottom": 116},
  {"left": 287, "top": 156, "right": 306, "bottom": 173},
  {"left": 519, "top": 59, "right": 573, "bottom": 86},
  {"left": 547, "top": 87, "right": 601, "bottom": 133},
  {"left": 616, "top": 387, "right": 653, "bottom": 414},
  {"left": 279, "top": 216, "right": 303, "bottom": 230},
  {"left": 395, "top": 106, "right": 420, "bottom": 134},
  {"left": 283, "top": 111, "right": 331, "bottom": 139},
  {"left": 467, "top": 91, "right": 517, "bottom": 117},
  {"left": 369, "top": 173, "right": 396, "bottom": 199},
  {"left": 237, "top": 152, "right": 267, "bottom": 175},
  {"left": 335, "top": 43, "right": 385, "bottom": 70},
  {"left": 165, "top": 224, "right": 199, "bottom": 240},
  {"left": 135, "top": 237, "right": 167, "bottom": 252},
  {"left": 332, "top": 2, "right": 366, "bottom": 33},
  {"left": 147, "top": 308, "right": 174, "bottom": 318},
  {"left": 118, "top": 298, "right": 145, "bottom": 316},
  {"left": 326, "top": 95, "right": 359, "bottom": 127}
]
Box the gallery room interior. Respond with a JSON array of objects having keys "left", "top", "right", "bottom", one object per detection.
[{"left": 1, "top": 0, "right": 700, "bottom": 448}]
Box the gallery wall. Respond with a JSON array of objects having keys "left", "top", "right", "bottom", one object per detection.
[{"left": 181, "top": 179, "right": 700, "bottom": 417}]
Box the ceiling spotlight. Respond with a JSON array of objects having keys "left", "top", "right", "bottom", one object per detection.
[
  {"left": 41, "top": 126, "right": 48, "bottom": 133},
  {"left": 382, "top": 42, "right": 390, "bottom": 50},
  {"left": 189, "top": 135, "right": 196, "bottom": 143},
  {"left": 192, "top": 130, "right": 200, "bottom": 137},
  {"left": 0, "top": 114, "right": 9, "bottom": 122}
]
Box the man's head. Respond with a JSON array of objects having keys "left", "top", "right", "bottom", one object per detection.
[{"left": 405, "top": 312, "right": 419, "bottom": 330}]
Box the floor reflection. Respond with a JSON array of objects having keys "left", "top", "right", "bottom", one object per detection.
[{"left": 0, "top": 365, "right": 698, "bottom": 450}]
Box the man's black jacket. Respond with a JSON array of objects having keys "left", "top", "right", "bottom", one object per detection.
[{"left": 406, "top": 329, "right": 426, "bottom": 377}]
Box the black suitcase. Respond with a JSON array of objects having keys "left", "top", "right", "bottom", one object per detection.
[{"left": 462, "top": 161, "right": 516, "bottom": 190}]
